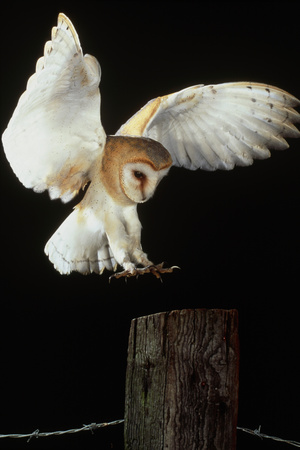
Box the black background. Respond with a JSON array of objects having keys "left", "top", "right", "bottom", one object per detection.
[{"left": 1, "top": 2, "right": 299, "bottom": 449}]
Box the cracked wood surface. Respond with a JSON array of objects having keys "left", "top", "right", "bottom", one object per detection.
[{"left": 124, "top": 309, "right": 239, "bottom": 450}]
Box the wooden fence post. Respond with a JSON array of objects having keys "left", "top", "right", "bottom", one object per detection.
[{"left": 124, "top": 309, "right": 239, "bottom": 450}]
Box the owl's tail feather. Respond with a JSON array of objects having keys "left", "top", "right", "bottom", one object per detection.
[{"left": 44, "top": 208, "right": 116, "bottom": 275}]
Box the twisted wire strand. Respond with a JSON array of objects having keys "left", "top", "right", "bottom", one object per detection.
[
  {"left": 0, "top": 421, "right": 299, "bottom": 447},
  {"left": 0, "top": 419, "right": 124, "bottom": 442},
  {"left": 237, "top": 425, "right": 300, "bottom": 448}
]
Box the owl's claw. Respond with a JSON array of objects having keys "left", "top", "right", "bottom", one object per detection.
[{"left": 109, "top": 262, "right": 180, "bottom": 281}]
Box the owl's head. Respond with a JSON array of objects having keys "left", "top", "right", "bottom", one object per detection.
[
  {"left": 101, "top": 136, "right": 172, "bottom": 205},
  {"left": 120, "top": 158, "right": 171, "bottom": 203}
]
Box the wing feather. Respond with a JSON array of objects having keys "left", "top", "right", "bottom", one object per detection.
[
  {"left": 45, "top": 208, "right": 116, "bottom": 275},
  {"left": 2, "top": 13, "right": 106, "bottom": 202},
  {"left": 117, "top": 82, "right": 300, "bottom": 171}
]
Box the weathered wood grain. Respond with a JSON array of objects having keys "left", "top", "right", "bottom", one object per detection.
[{"left": 124, "top": 309, "right": 239, "bottom": 450}]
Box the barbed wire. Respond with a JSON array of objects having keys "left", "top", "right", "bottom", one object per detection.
[
  {"left": 237, "top": 425, "right": 300, "bottom": 447},
  {"left": 0, "top": 419, "right": 124, "bottom": 443},
  {"left": 0, "top": 420, "right": 299, "bottom": 447}
]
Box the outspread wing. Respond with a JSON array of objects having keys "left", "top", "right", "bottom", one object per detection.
[
  {"left": 2, "top": 13, "right": 106, "bottom": 202},
  {"left": 117, "top": 82, "right": 300, "bottom": 171}
]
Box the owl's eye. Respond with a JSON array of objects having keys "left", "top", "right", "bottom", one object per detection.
[{"left": 134, "top": 171, "right": 145, "bottom": 180}]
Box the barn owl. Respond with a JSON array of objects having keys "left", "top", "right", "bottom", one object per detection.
[{"left": 2, "top": 13, "right": 300, "bottom": 280}]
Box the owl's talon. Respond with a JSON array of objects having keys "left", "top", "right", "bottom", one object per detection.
[{"left": 109, "top": 262, "right": 179, "bottom": 281}]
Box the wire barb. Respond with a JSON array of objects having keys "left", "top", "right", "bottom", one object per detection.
[
  {"left": 27, "top": 429, "right": 39, "bottom": 443},
  {"left": 83, "top": 422, "right": 97, "bottom": 435}
]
